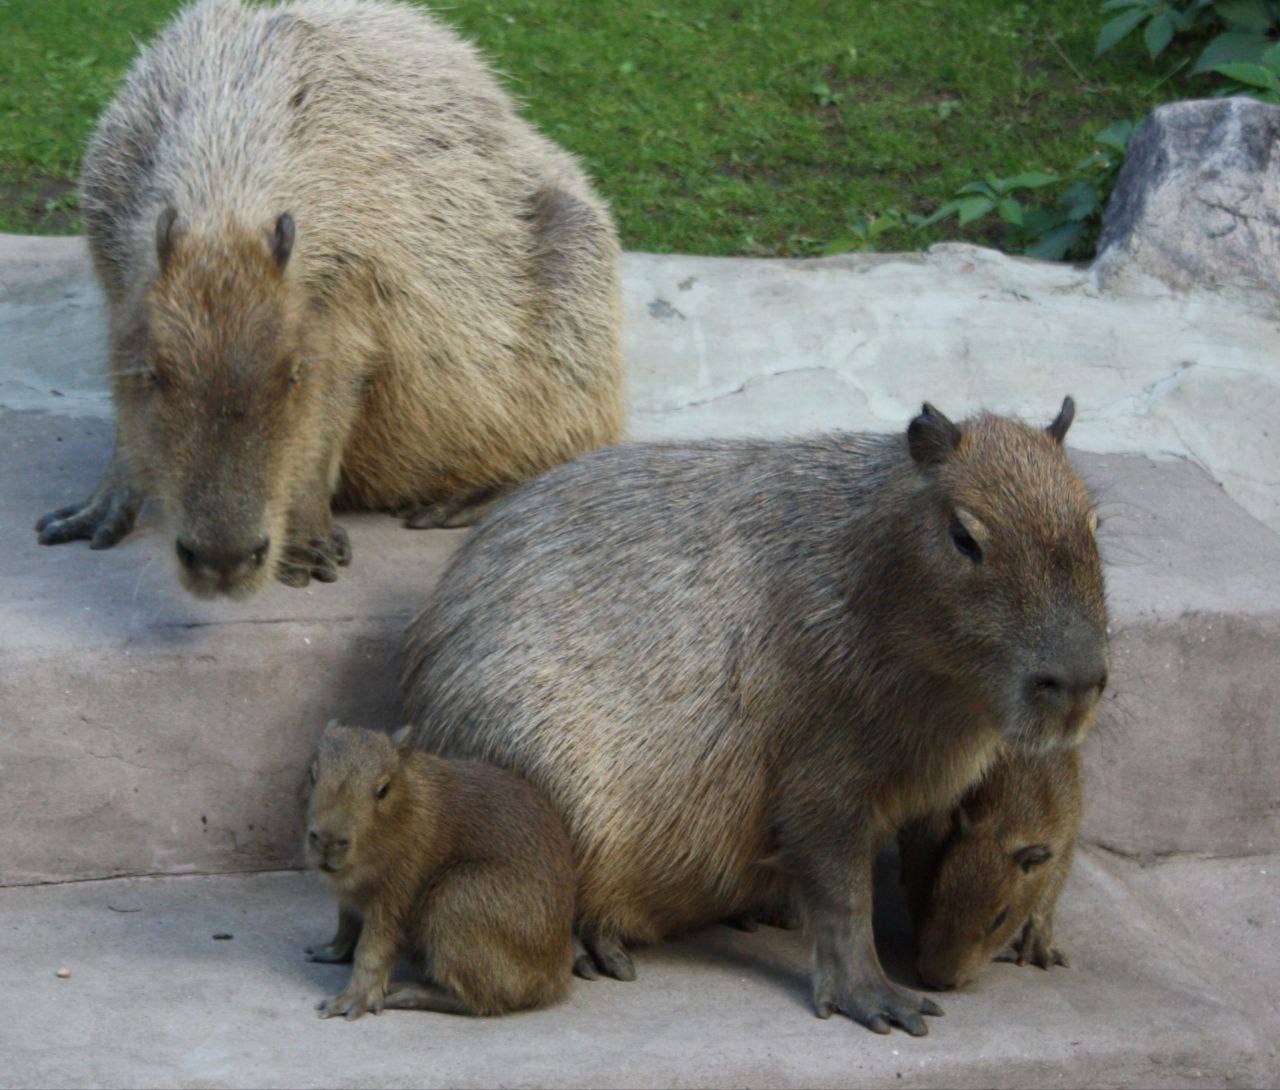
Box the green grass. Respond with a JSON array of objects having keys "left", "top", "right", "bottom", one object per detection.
[{"left": 0, "top": 0, "right": 1207, "bottom": 254}]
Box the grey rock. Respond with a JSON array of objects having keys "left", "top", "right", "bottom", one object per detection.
[{"left": 1096, "top": 97, "right": 1280, "bottom": 295}]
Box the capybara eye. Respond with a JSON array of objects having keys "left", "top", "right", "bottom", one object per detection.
[
  {"left": 375, "top": 781, "right": 390, "bottom": 800},
  {"left": 949, "top": 514, "right": 983, "bottom": 563},
  {"left": 309, "top": 763, "right": 318, "bottom": 785},
  {"left": 986, "top": 908, "right": 1008, "bottom": 935}
]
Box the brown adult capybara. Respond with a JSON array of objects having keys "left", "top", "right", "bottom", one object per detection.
[
  {"left": 899, "top": 746, "right": 1082, "bottom": 991},
  {"left": 303, "top": 720, "right": 575, "bottom": 1018},
  {"left": 35, "top": 0, "right": 624, "bottom": 598},
  {"left": 402, "top": 398, "right": 1109, "bottom": 1036}
]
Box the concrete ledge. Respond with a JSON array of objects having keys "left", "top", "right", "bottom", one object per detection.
[
  {"left": 1, "top": 850, "right": 1274, "bottom": 1088},
  {"left": 3, "top": 234, "right": 1279, "bottom": 881},
  {"left": 3, "top": 405, "right": 1278, "bottom": 882}
]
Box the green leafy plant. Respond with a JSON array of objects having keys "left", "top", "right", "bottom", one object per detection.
[
  {"left": 919, "top": 121, "right": 1135, "bottom": 261},
  {"left": 1095, "top": 0, "right": 1279, "bottom": 72},
  {"left": 819, "top": 210, "right": 914, "bottom": 255},
  {"left": 1208, "top": 38, "right": 1280, "bottom": 97}
]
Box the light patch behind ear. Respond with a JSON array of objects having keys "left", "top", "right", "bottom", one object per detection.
[
  {"left": 390, "top": 724, "right": 413, "bottom": 748},
  {"left": 1013, "top": 843, "right": 1053, "bottom": 873}
]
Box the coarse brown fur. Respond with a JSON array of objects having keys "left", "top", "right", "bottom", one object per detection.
[
  {"left": 35, "top": 0, "right": 624, "bottom": 597},
  {"left": 898, "top": 746, "right": 1081, "bottom": 991},
  {"left": 402, "top": 398, "right": 1109, "bottom": 1035},
  {"left": 303, "top": 720, "right": 575, "bottom": 1018}
]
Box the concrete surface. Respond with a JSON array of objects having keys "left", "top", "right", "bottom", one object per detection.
[
  {"left": 6, "top": 235, "right": 1280, "bottom": 532},
  {"left": 2, "top": 232, "right": 1278, "bottom": 1086},
  {"left": 3, "top": 234, "right": 1278, "bottom": 882},
  {"left": 4, "top": 405, "right": 1279, "bottom": 882},
  {"left": 1, "top": 851, "right": 1274, "bottom": 1089}
]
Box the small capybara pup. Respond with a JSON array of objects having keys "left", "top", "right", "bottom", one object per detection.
[
  {"left": 36, "top": 0, "right": 624, "bottom": 597},
  {"left": 303, "top": 720, "right": 575, "bottom": 1018},
  {"left": 403, "top": 398, "right": 1108, "bottom": 1036},
  {"left": 898, "top": 747, "right": 1082, "bottom": 991}
]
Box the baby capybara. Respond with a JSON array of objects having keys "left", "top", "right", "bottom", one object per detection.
[{"left": 304, "top": 721, "right": 575, "bottom": 1018}]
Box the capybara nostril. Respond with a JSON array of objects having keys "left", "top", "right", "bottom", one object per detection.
[{"left": 181, "top": 538, "right": 267, "bottom": 577}]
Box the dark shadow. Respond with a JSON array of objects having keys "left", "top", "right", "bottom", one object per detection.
[{"left": 619, "top": 845, "right": 918, "bottom": 1015}]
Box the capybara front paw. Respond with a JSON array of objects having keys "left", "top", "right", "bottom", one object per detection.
[
  {"left": 317, "top": 984, "right": 384, "bottom": 1020},
  {"left": 398, "top": 501, "right": 449, "bottom": 530},
  {"left": 278, "top": 524, "right": 351, "bottom": 587},
  {"left": 1012, "top": 922, "right": 1068, "bottom": 970},
  {"left": 35, "top": 490, "right": 138, "bottom": 549},
  {"left": 305, "top": 941, "right": 354, "bottom": 964},
  {"left": 814, "top": 979, "right": 943, "bottom": 1036}
]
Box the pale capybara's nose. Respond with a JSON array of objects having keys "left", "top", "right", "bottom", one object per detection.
[{"left": 176, "top": 535, "right": 269, "bottom": 578}]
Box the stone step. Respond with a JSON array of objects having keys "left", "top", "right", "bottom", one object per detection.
[
  {"left": 2, "top": 849, "right": 1275, "bottom": 1088},
  {"left": 2, "top": 235, "right": 1278, "bottom": 884},
  {"left": 4, "top": 407, "right": 1277, "bottom": 882}
]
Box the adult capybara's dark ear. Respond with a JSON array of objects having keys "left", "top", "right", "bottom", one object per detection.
[
  {"left": 155, "top": 206, "right": 182, "bottom": 270},
  {"left": 908, "top": 402, "right": 961, "bottom": 468},
  {"left": 1046, "top": 396, "right": 1075, "bottom": 444},
  {"left": 271, "top": 211, "right": 295, "bottom": 270}
]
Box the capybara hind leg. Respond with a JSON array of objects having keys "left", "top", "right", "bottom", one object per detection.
[
  {"left": 577, "top": 926, "right": 635, "bottom": 982},
  {"left": 399, "top": 485, "right": 504, "bottom": 530},
  {"left": 36, "top": 440, "right": 140, "bottom": 549},
  {"left": 382, "top": 981, "right": 473, "bottom": 1015}
]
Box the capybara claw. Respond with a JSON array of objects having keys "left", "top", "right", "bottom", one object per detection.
[
  {"left": 818, "top": 981, "right": 942, "bottom": 1036},
  {"left": 36, "top": 490, "right": 137, "bottom": 548}
]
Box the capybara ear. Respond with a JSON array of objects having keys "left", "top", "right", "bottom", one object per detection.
[
  {"left": 907, "top": 402, "right": 961, "bottom": 468},
  {"left": 271, "top": 211, "right": 295, "bottom": 270},
  {"left": 155, "top": 206, "right": 183, "bottom": 270},
  {"left": 390, "top": 724, "right": 413, "bottom": 749},
  {"left": 1012, "top": 843, "right": 1053, "bottom": 873},
  {"left": 1046, "top": 396, "right": 1075, "bottom": 444}
]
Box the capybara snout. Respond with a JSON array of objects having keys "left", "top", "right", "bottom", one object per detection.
[{"left": 123, "top": 211, "right": 311, "bottom": 597}]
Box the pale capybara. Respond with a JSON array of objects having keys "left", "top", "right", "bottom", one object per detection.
[
  {"left": 304, "top": 721, "right": 575, "bottom": 1018},
  {"left": 403, "top": 398, "right": 1109, "bottom": 1036},
  {"left": 36, "top": 0, "right": 624, "bottom": 597},
  {"left": 899, "top": 746, "right": 1082, "bottom": 991}
]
